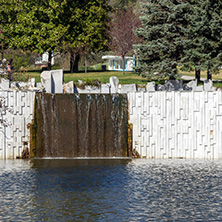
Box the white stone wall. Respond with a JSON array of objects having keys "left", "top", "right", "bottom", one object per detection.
[
  {"left": 2, "top": 90, "right": 222, "bottom": 159},
  {"left": 0, "top": 91, "right": 35, "bottom": 159},
  {"left": 128, "top": 91, "right": 222, "bottom": 159}
]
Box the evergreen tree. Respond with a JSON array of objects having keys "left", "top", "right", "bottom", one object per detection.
[
  {"left": 182, "top": 0, "right": 222, "bottom": 80},
  {"left": 134, "top": 0, "right": 193, "bottom": 79}
]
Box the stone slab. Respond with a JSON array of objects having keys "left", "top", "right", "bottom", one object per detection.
[
  {"left": 110, "top": 76, "right": 119, "bottom": 93},
  {"left": 101, "top": 84, "right": 110, "bottom": 94},
  {"left": 51, "top": 69, "right": 63, "bottom": 93},
  {"left": 41, "top": 71, "right": 52, "bottom": 93},
  {"left": 204, "top": 79, "right": 213, "bottom": 91},
  {"left": 146, "top": 82, "right": 156, "bottom": 91},
  {"left": 164, "top": 80, "right": 183, "bottom": 91},
  {"left": 63, "top": 81, "right": 74, "bottom": 93},
  {"left": 0, "top": 78, "right": 9, "bottom": 90},
  {"left": 119, "top": 84, "right": 137, "bottom": 93},
  {"left": 41, "top": 69, "right": 63, "bottom": 93}
]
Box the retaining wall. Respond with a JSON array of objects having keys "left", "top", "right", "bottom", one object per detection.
[
  {"left": 1, "top": 90, "right": 222, "bottom": 159},
  {"left": 0, "top": 91, "right": 35, "bottom": 159},
  {"left": 128, "top": 91, "right": 222, "bottom": 159}
]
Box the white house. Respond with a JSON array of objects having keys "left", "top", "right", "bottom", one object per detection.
[
  {"left": 102, "top": 55, "right": 136, "bottom": 71},
  {"left": 35, "top": 52, "right": 55, "bottom": 66}
]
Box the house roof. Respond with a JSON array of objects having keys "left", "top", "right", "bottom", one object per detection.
[{"left": 102, "top": 55, "right": 134, "bottom": 60}]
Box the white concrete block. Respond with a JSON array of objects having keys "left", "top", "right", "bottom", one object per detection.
[
  {"left": 63, "top": 81, "right": 74, "bottom": 93},
  {"left": 0, "top": 90, "right": 35, "bottom": 159},
  {"left": 204, "top": 79, "right": 213, "bottom": 91},
  {"left": 51, "top": 69, "right": 63, "bottom": 93},
  {"left": 0, "top": 78, "right": 9, "bottom": 90},
  {"left": 110, "top": 76, "right": 119, "bottom": 93},
  {"left": 101, "top": 84, "right": 110, "bottom": 94},
  {"left": 41, "top": 71, "right": 52, "bottom": 93},
  {"left": 41, "top": 69, "right": 63, "bottom": 93},
  {"left": 118, "top": 84, "right": 137, "bottom": 93},
  {"left": 146, "top": 82, "right": 156, "bottom": 91}
]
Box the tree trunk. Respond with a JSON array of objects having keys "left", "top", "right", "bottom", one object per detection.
[
  {"left": 1, "top": 43, "right": 4, "bottom": 60},
  {"left": 70, "top": 53, "right": 80, "bottom": 73},
  {"left": 47, "top": 51, "right": 52, "bottom": 70},
  {"left": 207, "top": 70, "right": 212, "bottom": 80},
  {"left": 122, "top": 55, "right": 125, "bottom": 75},
  {"left": 85, "top": 55, "right": 87, "bottom": 74},
  {"left": 70, "top": 51, "right": 74, "bottom": 73},
  {"left": 195, "top": 67, "right": 200, "bottom": 83}
]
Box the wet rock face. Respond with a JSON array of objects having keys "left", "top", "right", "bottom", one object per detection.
[{"left": 31, "top": 93, "right": 129, "bottom": 158}]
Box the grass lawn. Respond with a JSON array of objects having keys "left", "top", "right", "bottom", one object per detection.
[
  {"left": 14, "top": 69, "right": 222, "bottom": 87},
  {"left": 18, "top": 70, "right": 149, "bottom": 85}
]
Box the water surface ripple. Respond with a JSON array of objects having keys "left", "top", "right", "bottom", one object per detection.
[{"left": 1, "top": 159, "right": 222, "bottom": 221}]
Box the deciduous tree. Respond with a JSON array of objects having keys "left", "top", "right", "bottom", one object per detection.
[
  {"left": 1, "top": 0, "right": 110, "bottom": 72},
  {"left": 108, "top": 6, "right": 140, "bottom": 75},
  {"left": 62, "top": 0, "right": 110, "bottom": 73}
]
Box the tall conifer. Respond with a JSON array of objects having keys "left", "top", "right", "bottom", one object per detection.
[
  {"left": 182, "top": 0, "right": 222, "bottom": 80},
  {"left": 135, "top": 0, "right": 192, "bottom": 79}
]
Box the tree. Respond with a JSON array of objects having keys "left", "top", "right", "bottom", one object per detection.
[
  {"left": 0, "top": 0, "right": 17, "bottom": 61},
  {"left": 182, "top": 0, "right": 222, "bottom": 80},
  {"left": 58, "top": 0, "right": 110, "bottom": 73},
  {"left": 134, "top": 0, "right": 193, "bottom": 80},
  {"left": 109, "top": 0, "right": 138, "bottom": 8},
  {"left": 1, "top": 0, "right": 110, "bottom": 72},
  {"left": 108, "top": 6, "right": 140, "bottom": 75},
  {"left": 6, "top": 0, "right": 67, "bottom": 70}
]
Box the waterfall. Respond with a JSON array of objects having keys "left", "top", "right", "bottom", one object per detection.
[{"left": 30, "top": 93, "right": 130, "bottom": 158}]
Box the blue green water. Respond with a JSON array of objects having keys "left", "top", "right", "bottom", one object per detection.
[{"left": 1, "top": 159, "right": 222, "bottom": 221}]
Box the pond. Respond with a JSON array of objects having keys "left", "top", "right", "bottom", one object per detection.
[{"left": 1, "top": 159, "right": 222, "bottom": 221}]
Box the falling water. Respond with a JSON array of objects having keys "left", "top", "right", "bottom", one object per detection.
[{"left": 30, "top": 93, "right": 130, "bottom": 158}]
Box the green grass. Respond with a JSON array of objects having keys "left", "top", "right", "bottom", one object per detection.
[
  {"left": 63, "top": 71, "right": 148, "bottom": 84},
  {"left": 12, "top": 68, "right": 222, "bottom": 87},
  {"left": 16, "top": 70, "right": 149, "bottom": 85}
]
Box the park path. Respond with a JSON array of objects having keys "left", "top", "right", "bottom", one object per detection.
[{"left": 181, "top": 75, "right": 207, "bottom": 81}]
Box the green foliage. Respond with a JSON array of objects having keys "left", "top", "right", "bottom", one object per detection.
[
  {"left": 13, "top": 71, "right": 30, "bottom": 82},
  {"left": 0, "top": 0, "right": 110, "bottom": 69},
  {"left": 61, "top": 0, "right": 110, "bottom": 55},
  {"left": 109, "top": 0, "right": 138, "bottom": 8},
  {"left": 134, "top": 0, "right": 193, "bottom": 79},
  {"left": 77, "top": 78, "right": 101, "bottom": 88},
  {"left": 3, "top": 50, "right": 37, "bottom": 70},
  {"left": 182, "top": 0, "right": 222, "bottom": 75},
  {"left": 135, "top": 0, "right": 222, "bottom": 79}
]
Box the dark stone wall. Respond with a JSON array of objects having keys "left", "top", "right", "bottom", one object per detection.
[{"left": 31, "top": 93, "right": 129, "bottom": 158}]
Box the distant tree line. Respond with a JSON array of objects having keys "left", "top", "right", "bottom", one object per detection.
[{"left": 2, "top": 0, "right": 219, "bottom": 81}]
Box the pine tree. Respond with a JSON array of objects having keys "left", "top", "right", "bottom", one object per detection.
[
  {"left": 182, "top": 0, "right": 222, "bottom": 80},
  {"left": 134, "top": 0, "right": 193, "bottom": 79}
]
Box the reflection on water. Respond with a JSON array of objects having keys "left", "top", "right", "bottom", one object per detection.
[{"left": 1, "top": 159, "right": 222, "bottom": 221}]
